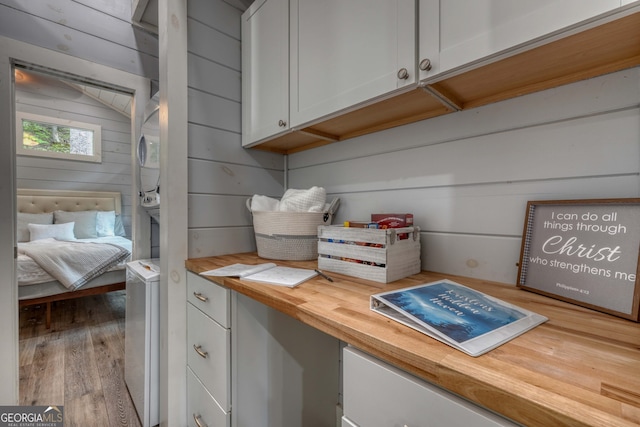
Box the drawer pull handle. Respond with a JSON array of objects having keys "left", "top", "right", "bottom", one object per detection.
[
  {"left": 193, "top": 344, "right": 208, "bottom": 359},
  {"left": 193, "top": 413, "right": 208, "bottom": 427},
  {"left": 193, "top": 292, "right": 208, "bottom": 302}
]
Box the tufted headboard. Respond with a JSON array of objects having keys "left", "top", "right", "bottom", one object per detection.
[{"left": 17, "top": 188, "right": 122, "bottom": 215}]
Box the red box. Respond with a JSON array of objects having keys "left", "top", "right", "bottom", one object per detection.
[{"left": 370, "top": 213, "right": 414, "bottom": 229}]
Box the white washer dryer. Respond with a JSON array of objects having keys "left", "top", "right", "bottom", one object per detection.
[{"left": 125, "top": 259, "right": 160, "bottom": 427}]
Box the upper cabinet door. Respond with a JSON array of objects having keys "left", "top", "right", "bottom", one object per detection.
[
  {"left": 419, "top": 0, "right": 623, "bottom": 81},
  {"left": 242, "top": 0, "right": 290, "bottom": 147},
  {"left": 290, "top": 0, "right": 416, "bottom": 128}
]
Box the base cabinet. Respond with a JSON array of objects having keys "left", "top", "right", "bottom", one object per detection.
[
  {"left": 231, "top": 292, "right": 341, "bottom": 427},
  {"left": 187, "top": 367, "right": 230, "bottom": 427},
  {"left": 187, "top": 271, "right": 341, "bottom": 427},
  {"left": 342, "top": 346, "right": 518, "bottom": 427},
  {"left": 186, "top": 272, "right": 231, "bottom": 427}
]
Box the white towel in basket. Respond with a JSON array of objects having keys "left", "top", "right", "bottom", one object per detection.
[
  {"left": 250, "top": 194, "right": 281, "bottom": 211},
  {"left": 278, "top": 186, "right": 326, "bottom": 212},
  {"left": 250, "top": 187, "right": 327, "bottom": 213}
]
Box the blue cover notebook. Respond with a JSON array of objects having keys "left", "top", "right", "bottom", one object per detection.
[{"left": 371, "top": 279, "right": 547, "bottom": 357}]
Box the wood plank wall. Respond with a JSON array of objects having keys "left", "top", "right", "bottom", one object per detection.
[
  {"left": 288, "top": 67, "right": 640, "bottom": 284},
  {"left": 15, "top": 75, "right": 134, "bottom": 236},
  {"left": 0, "top": 0, "right": 159, "bottom": 85},
  {"left": 0, "top": 0, "right": 159, "bottom": 241},
  {"left": 186, "top": 0, "right": 284, "bottom": 258}
]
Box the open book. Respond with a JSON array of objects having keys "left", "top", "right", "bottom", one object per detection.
[
  {"left": 200, "top": 263, "right": 317, "bottom": 287},
  {"left": 371, "top": 279, "right": 547, "bottom": 357}
]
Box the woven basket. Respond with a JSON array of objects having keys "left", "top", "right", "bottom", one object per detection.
[{"left": 247, "top": 198, "right": 340, "bottom": 260}]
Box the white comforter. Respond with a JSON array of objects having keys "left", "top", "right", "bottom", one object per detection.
[{"left": 18, "top": 236, "right": 132, "bottom": 289}]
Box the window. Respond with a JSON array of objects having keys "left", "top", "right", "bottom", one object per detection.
[{"left": 16, "top": 111, "right": 102, "bottom": 163}]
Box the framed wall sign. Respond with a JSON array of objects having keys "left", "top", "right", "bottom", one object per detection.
[{"left": 517, "top": 199, "right": 640, "bottom": 321}]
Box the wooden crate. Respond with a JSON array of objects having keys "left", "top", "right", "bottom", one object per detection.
[{"left": 317, "top": 225, "right": 421, "bottom": 283}]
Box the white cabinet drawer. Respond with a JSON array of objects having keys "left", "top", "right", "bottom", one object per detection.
[
  {"left": 187, "top": 272, "right": 230, "bottom": 328},
  {"left": 343, "top": 346, "right": 517, "bottom": 427},
  {"left": 187, "top": 367, "right": 230, "bottom": 427},
  {"left": 187, "top": 303, "right": 231, "bottom": 411}
]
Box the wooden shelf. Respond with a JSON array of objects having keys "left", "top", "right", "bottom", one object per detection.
[{"left": 250, "top": 9, "right": 640, "bottom": 155}]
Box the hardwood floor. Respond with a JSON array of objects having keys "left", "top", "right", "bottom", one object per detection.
[{"left": 19, "top": 291, "right": 143, "bottom": 427}]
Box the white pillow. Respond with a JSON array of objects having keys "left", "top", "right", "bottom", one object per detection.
[
  {"left": 17, "top": 212, "right": 53, "bottom": 242},
  {"left": 54, "top": 210, "right": 98, "bottom": 238},
  {"left": 28, "top": 222, "right": 76, "bottom": 241},
  {"left": 96, "top": 211, "right": 116, "bottom": 237}
]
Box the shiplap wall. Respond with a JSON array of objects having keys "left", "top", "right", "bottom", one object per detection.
[
  {"left": 0, "top": 0, "right": 158, "bottom": 86},
  {"left": 288, "top": 67, "right": 640, "bottom": 285},
  {"left": 15, "top": 73, "right": 134, "bottom": 236},
  {"left": 186, "top": 0, "right": 283, "bottom": 258},
  {"left": 0, "top": 0, "right": 159, "bottom": 241}
]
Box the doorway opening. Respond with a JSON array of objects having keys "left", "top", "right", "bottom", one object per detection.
[
  {"left": 14, "top": 62, "right": 143, "bottom": 424},
  {"left": 0, "top": 35, "right": 150, "bottom": 418}
]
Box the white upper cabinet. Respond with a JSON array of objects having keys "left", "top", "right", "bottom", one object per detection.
[
  {"left": 240, "top": 0, "right": 639, "bottom": 152},
  {"left": 290, "top": 0, "right": 416, "bottom": 128},
  {"left": 419, "top": 0, "right": 624, "bottom": 81},
  {"left": 241, "top": 0, "right": 290, "bottom": 147}
]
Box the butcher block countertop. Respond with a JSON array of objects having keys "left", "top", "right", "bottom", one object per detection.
[{"left": 185, "top": 253, "right": 640, "bottom": 427}]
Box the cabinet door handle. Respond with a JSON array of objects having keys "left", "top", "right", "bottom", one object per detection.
[
  {"left": 193, "top": 292, "right": 208, "bottom": 302},
  {"left": 419, "top": 58, "right": 432, "bottom": 71},
  {"left": 193, "top": 413, "right": 208, "bottom": 427},
  {"left": 193, "top": 344, "right": 208, "bottom": 359},
  {"left": 397, "top": 68, "right": 409, "bottom": 80},
  {"left": 278, "top": 119, "right": 287, "bottom": 127}
]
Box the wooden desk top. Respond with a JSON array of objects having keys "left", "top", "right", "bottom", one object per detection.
[{"left": 186, "top": 253, "right": 640, "bottom": 427}]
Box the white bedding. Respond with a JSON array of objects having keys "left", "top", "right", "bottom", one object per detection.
[{"left": 18, "top": 236, "right": 132, "bottom": 287}]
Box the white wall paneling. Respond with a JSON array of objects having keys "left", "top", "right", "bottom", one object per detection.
[
  {"left": 188, "top": 123, "right": 283, "bottom": 169},
  {"left": 288, "top": 67, "right": 640, "bottom": 283},
  {"left": 332, "top": 176, "right": 640, "bottom": 237},
  {"left": 188, "top": 227, "right": 257, "bottom": 259},
  {"left": 15, "top": 76, "right": 135, "bottom": 235},
  {"left": 188, "top": 19, "right": 241, "bottom": 72},
  {"left": 188, "top": 88, "right": 241, "bottom": 133},
  {"left": 0, "top": 0, "right": 158, "bottom": 82},
  {"left": 188, "top": 158, "right": 284, "bottom": 197},
  {"left": 188, "top": 54, "right": 241, "bottom": 101},
  {"left": 189, "top": 194, "right": 255, "bottom": 228},
  {"left": 190, "top": 0, "right": 242, "bottom": 39},
  {"left": 186, "top": 0, "right": 284, "bottom": 260},
  {"left": 290, "top": 109, "right": 638, "bottom": 193}
]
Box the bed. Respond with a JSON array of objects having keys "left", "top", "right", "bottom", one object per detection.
[{"left": 17, "top": 188, "right": 132, "bottom": 328}]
